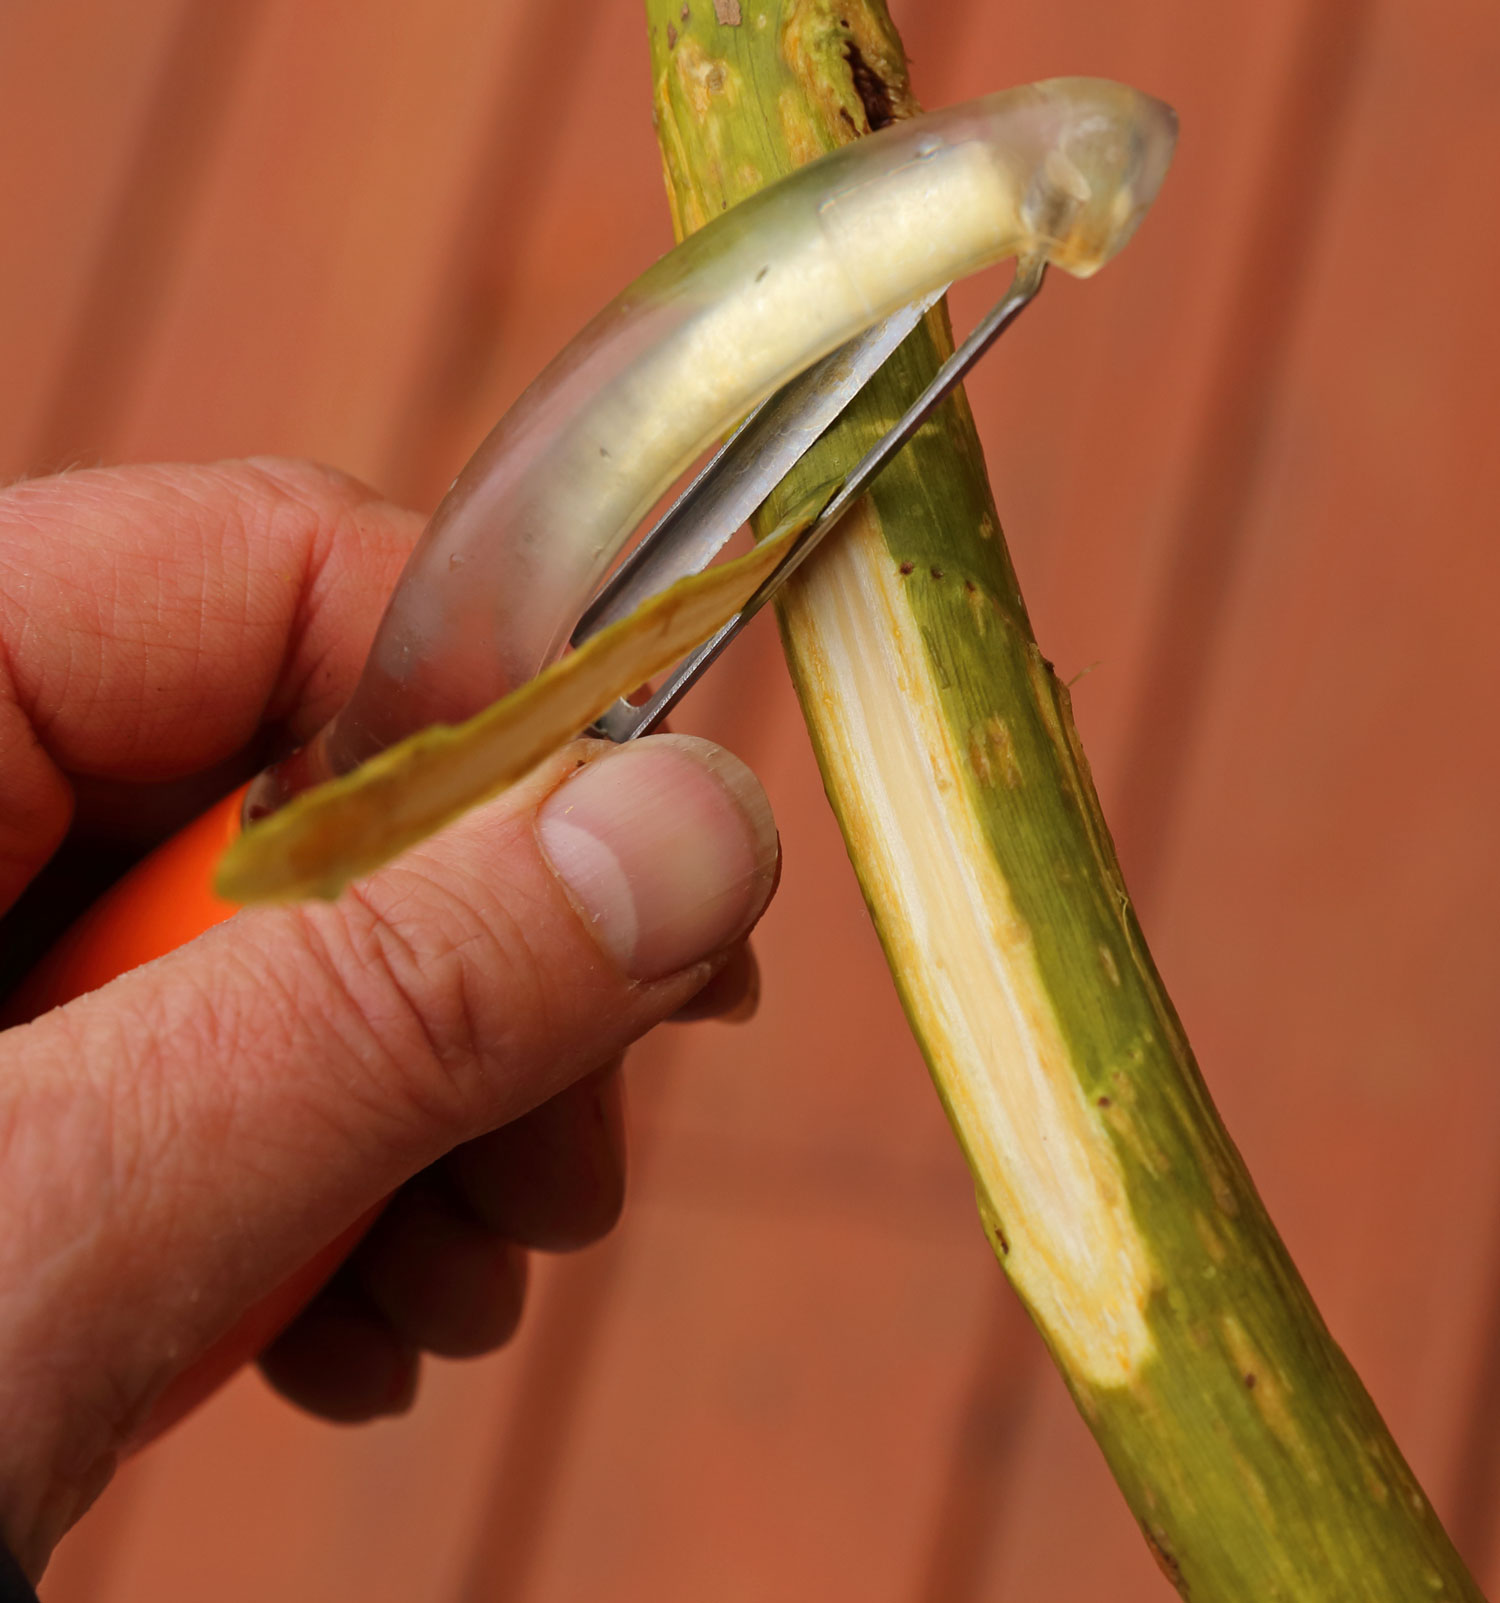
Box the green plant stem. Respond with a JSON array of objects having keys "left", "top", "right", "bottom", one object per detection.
[{"left": 642, "top": 3, "right": 1484, "bottom": 1598}]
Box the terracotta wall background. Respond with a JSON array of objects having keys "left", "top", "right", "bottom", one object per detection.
[{"left": 2, "top": 0, "right": 1497, "bottom": 1597}]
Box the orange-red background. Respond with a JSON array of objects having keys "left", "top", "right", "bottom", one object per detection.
[{"left": 4, "top": 0, "right": 1498, "bottom": 1597}]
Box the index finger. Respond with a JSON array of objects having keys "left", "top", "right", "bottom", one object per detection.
[{"left": 0, "top": 458, "right": 418, "bottom": 905}]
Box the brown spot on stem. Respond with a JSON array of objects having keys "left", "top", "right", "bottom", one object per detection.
[
  {"left": 843, "top": 40, "right": 895, "bottom": 129},
  {"left": 713, "top": 0, "right": 742, "bottom": 21},
  {"left": 1230, "top": 1446, "right": 1276, "bottom": 1526},
  {"left": 1207, "top": 1159, "right": 1241, "bottom": 1217},
  {"left": 929, "top": 566, "right": 944, "bottom": 579},
  {"left": 1221, "top": 1316, "right": 1318, "bottom": 1481},
  {"left": 1194, "top": 1212, "right": 1228, "bottom": 1265},
  {"left": 966, "top": 719, "right": 1020, "bottom": 790},
  {"left": 667, "top": 22, "right": 678, "bottom": 46},
  {"left": 984, "top": 715, "right": 1022, "bottom": 789},
  {"left": 1096, "top": 1095, "right": 1112, "bottom": 1108},
  {"left": 1335, "top": 1420, "right": 1392, "bottom": 1506},
  {"left": 779, "top": 2, "right": 919, "bottom": 154},
  {"left": 672, "top": 35, "right": 739, "bottom": 123},
  {"left": 1144, "top": 1527, "right": 1187, "bottom": 1595},
  {"left": 898, "top": 560, "right": 914, "bottom": 575},
  {"left": 1098, "top": 1095, "right": 1170, "bottom": 1179}
]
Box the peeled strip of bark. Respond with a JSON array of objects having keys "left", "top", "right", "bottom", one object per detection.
[
  {"left": 322, "top": 76, "right": 1174, "bottom": 770},
  {"left": 216, "top": 505, "right": 812, "bottom": 904},
  {"left": 645, "top": 4, "right": 1485, "bottom": 1599}
]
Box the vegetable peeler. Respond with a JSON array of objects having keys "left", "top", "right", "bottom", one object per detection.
[
  {"left": 2, "top": 77, "right": 1174, "bottom": 1422},
  {"left": 13, "top": 74, "right": 1176, "bottom": 1003}
]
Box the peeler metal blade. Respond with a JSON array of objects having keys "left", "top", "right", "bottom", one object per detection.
[
  {"left": 572, "top": 287, "right": 945, "bottom": 641},
  {"left": 579, "top": 255, "right": 1047, "bottom": 743}
]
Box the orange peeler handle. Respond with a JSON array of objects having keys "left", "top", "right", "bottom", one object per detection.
[
  {"left": 5, "top": 784, "right": 383, "bottom": 1441},
  {"left": 6, "top": 783, "right": 249, "bottom": 1022}
]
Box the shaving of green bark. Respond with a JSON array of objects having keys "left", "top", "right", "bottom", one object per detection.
[{"left": 217, "top": 503, "right": 815, "bottom": 903}]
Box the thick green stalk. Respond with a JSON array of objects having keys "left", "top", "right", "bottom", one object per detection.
[{"left": 643, "top": 4, "right": 1483, "bottom": 1598}]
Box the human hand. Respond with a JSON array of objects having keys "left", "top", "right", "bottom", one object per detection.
[{"left": 0, "top": 460, "right": 778, "bottom": 1579}]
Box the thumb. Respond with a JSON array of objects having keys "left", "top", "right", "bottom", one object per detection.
[{"left": 0, "top": 733, "right": 776, "bottom": 1565}]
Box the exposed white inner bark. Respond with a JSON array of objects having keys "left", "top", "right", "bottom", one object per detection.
[{"left": 781, "top": 509, "right": 1155, "bottom": 1386}]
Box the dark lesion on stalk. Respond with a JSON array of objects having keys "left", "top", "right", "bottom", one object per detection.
[
  {"left": 1145, "top": 1527, "right": 1189, "bottom": 1596},
  {"left": 843, "top": 38, "right": 896, "bottom": 130}
]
